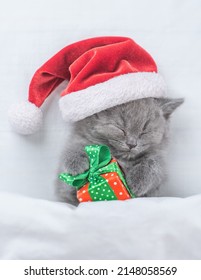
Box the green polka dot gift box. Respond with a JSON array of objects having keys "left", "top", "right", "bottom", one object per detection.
[{"left": 59, "top": 145, "right": 135, "bottom": 203}]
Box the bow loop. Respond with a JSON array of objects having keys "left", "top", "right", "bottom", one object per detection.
[
  {"left": 85, "top": 145, "right": 111, "bottom": 171},
  {"left": 59, "top": 170, "right": 89, "bottom": 189}
]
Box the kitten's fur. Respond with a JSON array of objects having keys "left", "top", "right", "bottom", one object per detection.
[{"left": 56, "top": 97, "right": 183, "bottom": 205}]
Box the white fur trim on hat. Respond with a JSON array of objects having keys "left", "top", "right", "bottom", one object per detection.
[
  {"left": 8, "top": 101, "right": 43, "bottom": 135},
  {"left": 59, "top": 72, "right": 167, "bottom": 122}
]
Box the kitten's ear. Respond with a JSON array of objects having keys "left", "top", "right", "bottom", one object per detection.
[{"left": 155, "top": 98, "right": 184, "bottom": 119}]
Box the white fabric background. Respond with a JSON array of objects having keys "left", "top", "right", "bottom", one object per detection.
[{"left": 0, "top": 0, "right": 201, "bottom": 260}]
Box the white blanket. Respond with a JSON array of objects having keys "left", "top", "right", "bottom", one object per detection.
[{"left": 0, "top": 192, "right": 201, "bottom": 260}]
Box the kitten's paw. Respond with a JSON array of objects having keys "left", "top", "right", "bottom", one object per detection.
[
  {"left": 124, "top": 165, "right": 149, "bottom": 197},
  {"left": 56, "top": 180, "right": 79, "bottom": 206},
  {"left": 125, "top": 164, "right": 162, "bottom": 197},
  {"left": 64, "top": 151, "right": 89, "bottom": 176},
  {"left": 65, "top": 188, "right": 80, "bottom": 206},
  {"left": 127, "top": 180, "right": 145, "bottom": 197}
]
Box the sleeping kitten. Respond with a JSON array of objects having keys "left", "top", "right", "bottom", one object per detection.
[{"left": 56, "top": 97, "right": 183, "bottom": 205}]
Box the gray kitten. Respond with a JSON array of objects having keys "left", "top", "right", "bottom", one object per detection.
[{"left": 56, "top": 97, "right": 183, "bottom": 205}]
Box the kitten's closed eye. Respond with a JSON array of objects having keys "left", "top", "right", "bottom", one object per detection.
[
  {"left": 142, "top": 120, "right": 151, "bottom": 131},
  {"left": 95, "top": 124, "right": 125, "bottom": 140},
  {"left": 138, "top": 120, "right": 152, "bottom": 137}
]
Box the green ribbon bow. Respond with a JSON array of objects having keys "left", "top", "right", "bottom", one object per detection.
[{"left": 59, "top": 145, "right": 135, "bottom": 201}]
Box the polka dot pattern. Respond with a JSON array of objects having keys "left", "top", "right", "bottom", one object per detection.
[
  {"left": 77, "top": 183, "right": 92, "bottom": 202},
  {"left": 101, "top": 172, "right": 130, "bottom": 200},
  {"left": 88, "top": 173, "right": 117, "bottom": 201}
]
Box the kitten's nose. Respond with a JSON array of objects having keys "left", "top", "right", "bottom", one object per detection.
[{"left": 127, "top": 142, "right": 137, "bottom": 149}]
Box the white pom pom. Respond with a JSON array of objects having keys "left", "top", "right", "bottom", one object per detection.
[{"left": 8, "top": 101, "right": 43, "bottom": 135}]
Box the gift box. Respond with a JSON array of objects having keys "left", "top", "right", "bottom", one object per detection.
[{"left": 59, "top": 145, "right": 135, "bottom": 203}]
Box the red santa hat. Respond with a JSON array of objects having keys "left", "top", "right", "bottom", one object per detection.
[{"left": 8, "top": 36, "right": 167, "bottom": 134}]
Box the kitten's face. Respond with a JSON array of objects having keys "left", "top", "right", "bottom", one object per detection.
[{"left": 74, "top": 97, "right": 183, "bottom": 159}]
